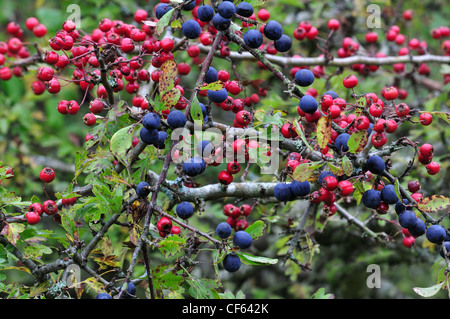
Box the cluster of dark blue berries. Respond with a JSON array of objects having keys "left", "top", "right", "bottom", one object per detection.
[{"left": 216, "top": 221, "right": 253, "bottom": 272}]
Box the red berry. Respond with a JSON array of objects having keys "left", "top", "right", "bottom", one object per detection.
[
  {"left": 395, "top": 103, "right": 410, "bottom": 117},
  {"left": 156, "top": 216, "right": 172, "bottom": 232},
  {"left": 160, "top": 38, "right": 174, "bottom": 52},
  {"left": 329, "top": 104, "right": 341, "bottom": 119},
  {"left": 239, "top": 204, "right": 252, "bottom": 217},
  {"left": 83, "top": 113, "right": 97, "bottom": 126},
  {"left": 365, "top": 32, "right": 378, "bottom": 43},
  {"left": 407, "top": 180, "right": 421, "bottom": 193},
  {"left": 419, "top": 143, "right": 434, "bottom": 158},
  {"left": 67, "top": 100, "right": 80, "bottom": 115},
  {"left": 33, "top": 24, "right": 47, "bottom": 37},
  {"left": 134, "top": 9, "right": 148, "bottom": 23},
  {"left": 227, "top": 161, "right": 241, "bottom": 174},
  {"left": 371, "top": 132, "right": 387, "bottom": 148},
  {"left": 368, "top": 103, "right": 383, "bottom": 117},
  {"left": 42, "top": 200, "right": 58, "bottom": 215},
  {"left": 218, "top": 170, "right": 233, "bottom": 185},
  {"left": 32, "top": 80, "right": 46, "bottom": 95},
  {"left": 418, "top": 153, "right": 432, "bottom": 165},
  {"left": 322, "top": 175, "right": 338, "bottom": 191},
  {"left": 403, "top": 10, "right": 414, "bottom": 21},
  {"left": 425, "top": 161, "right": 440, "bottom": 175},
  {"left": 337, "top": 180, "right": 353, "bottom": 196},
  {"left": 40, "top": 167, "right": 55, "bottom": 183},
  {"left": 419, "top": 113, "right": 433, "bottom": 126},
  {"left": 235, "top": 219, "right": 249, "bottom": 231},
  {"left": 383, "top": 86, "right": 399, "bottom": 100},
  {"left": 170, "top": 225, "right": 181, "bottom": 235},
  {"left": 37, "top": 66, "right": 54, "bottom": 82},
  {"left": 327, "top": 19, "right": 340, "bottom": 31},
  {"left": 257, "top": 9, "right": 270, "bottom": 21},
  {"left": 384, "top": 119, "right": 398, "bottom": 133},
  {"left": 354, "top": 116, "right": 370, "bottom": 131},
  {"left": 26, "top": 211, "right": 41, "bottom": 225},
  {"left": 29, "top": 203, "right": 44, "bottom": 216},
  {"left": 25, "top": 17, "right": 40, "bottom": 31},
  {"left": 343, "top": 75, "right": 358, "bottom": 89},
  {"left": 89, "top": 99, "right": 104, "bottom": 114},
  {"left": 402, "top": 236, "right": 415, "bottom": 248},
  {"left": 187, "top": 45, "right": 200, "bottom": 57}
]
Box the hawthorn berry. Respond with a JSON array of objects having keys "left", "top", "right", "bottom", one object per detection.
[
  {"left": 40, "top": 167, "right": 55, "bottom": 183},
  {"left": 419, "top": 113, "right": 433, "bottom": 126},
  {"left": 342, "top": 75, "right": 358, "bottom": 88},
  {"left": 425, "top": 161, "right": 440, "bottom": 175},
  {"left": 218, "top": 170, "right": 233, "bottom": 185},
  {"left": 26, "top": 211, "right": 40, "bottom": 225}
]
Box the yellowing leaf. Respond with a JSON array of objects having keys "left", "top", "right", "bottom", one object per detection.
[
  {"left": 159, "top": 59, "right": 178, "bottom": 95},
  {"left": 417, "top": 195, "right": 450, "bottom": 213},
  {"left": 316, "top": 116, "right": 332, "bottom": 149}
]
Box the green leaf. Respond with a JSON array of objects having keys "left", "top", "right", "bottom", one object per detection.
[
  {"left": 190, "top": 95, "right": 204, "bottom": 125},
  {"left": 199, "top": 81, "right": 224, "bottom": 91},
  {"left": 158, "top": 234, "right": 186, "bottom": 257},
  {"left": 316, "top": 116, "right": 332, "bottom": 150},
  {"left": 245, "top": 220, "right": 266, "bottom": 240},
  {"left": 155, "top": 9, "right": 175, "bottom": 37},
  {"left": 328, "top": 162, "right": 344, "bottom": 176},
  {"left": 341, "top": 155, "right": 353, "bottom": 176},
  {"left": 311, "top": 288, "right": 334, "bottom": 299},
  {"left": 187, "top": 278, "right": 220, "bottom": 299},
  {"left": 413, "top": 281, "right": 445, "bottom": 297},
  {"left": 417, "top": 195, "right": 450, "bottom": 213},
  {"left": 110, "top": 125, "right": 135, "bottom": 162},
  {"left": 292, "top": 161, "right": 325, "bottom": 182},
  {"left": 347, "top": 130, "right": 368, "bottom": 153},
  {"left": 158, "top": 271, "right": 184, "bottom": 290},
  {"left": 235, "top": 252, "right": 278, "bottom": 265},
  {"left": 245, "top": 0, "right": 266, "bottom": 7},
  {"left": 293, "top": 120, "right": 315, "bottom": 153},
  {"left": 394, "top": 178, "right": 403, "bottom": 202}
]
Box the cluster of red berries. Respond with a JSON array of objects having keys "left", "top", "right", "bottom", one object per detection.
[
  {"left": 418, "top": 143, "right": 440, "bottom": 176},
  {"left": 402, "top": 228, "right": 416, "bottom": 248},
  {"left": 217, "top": 161, "right": 241, "bottom": 186},
  {"left": 26, "top": 200, "right": 58, "bottom": 225},
  {"left": 310, "top": 172, "right": 354, "bottom": 217},
  {"left": 156, "top": 216, "right": 181, "bottom": 237},
  {"left": 222, "top": 203, "right": 252, "bottom": 231}
]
